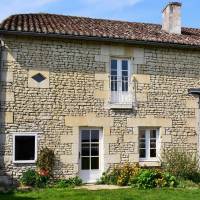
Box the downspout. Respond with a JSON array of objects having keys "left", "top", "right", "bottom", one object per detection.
[{"left": 0, "top": 37, "right": 5, "bottom": 78}]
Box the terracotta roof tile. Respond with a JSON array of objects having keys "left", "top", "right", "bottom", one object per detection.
[{"left": 1, "top": 13, "right": 200, "bottom": 47}]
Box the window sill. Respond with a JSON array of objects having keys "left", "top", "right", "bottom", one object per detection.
[
  {"left": 13, "top": 160, "right": 36, "bottom": 164},
  {"left": 139, "top": 161, "right": 161, "bottom": 167},
  {"left": 109, "top": 103, "right": 133, "bottom": 109}
]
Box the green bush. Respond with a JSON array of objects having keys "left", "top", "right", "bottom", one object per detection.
[
  {"left": 162, "top": 148, "right": 200, "bottom": 183},
  {"left": 20, "top": 169, "right": 37, "bottom": 187},
  {"left": 98, "top": 163, "right": 140, "bottom": 186},
  {"left": 99, "top": 163, "right": 178, "bottom": 189},
  {"left": 20, "top": 169, "right": 50, "bottom": 188},
  {"left": 130, "top": 169, "right": 177, "bottom": 189},
  {"left": 35, "top": 174, "right": 50, "bottom": 188},
  {"left": 55, "top": 177, "right": 82, "bottom": 188}
]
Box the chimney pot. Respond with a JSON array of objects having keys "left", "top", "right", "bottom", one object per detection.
[{"left": 162, "top": 2, "right": 182, "bottom": 34}]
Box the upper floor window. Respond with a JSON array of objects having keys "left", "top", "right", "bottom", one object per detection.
[
  {"left": 139, "top": 128, "right": 159, "bottom": 161},
  {"left": 110, "top": 59, "right": 130, "bottom": 92},
  {"left": 110, "top": 58, "right": 132, "bottom": 107}
]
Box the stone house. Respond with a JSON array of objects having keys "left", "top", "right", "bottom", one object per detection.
[{"left": 0, "top": 2, "right": 200, "bottom": 184}]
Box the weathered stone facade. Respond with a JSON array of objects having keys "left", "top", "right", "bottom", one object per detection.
[{"left": 0, "top": 35, "right": 199, "bottom": 183}]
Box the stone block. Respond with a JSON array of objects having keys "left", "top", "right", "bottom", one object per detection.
[
  {"left": 0, "top": 71, "right": 13, "bottom": 83},
  {"left": 28, "top": 69, "right": 49, "bottom": 88},
  {"left": 161, "top": 135, "right": 172, "bottom": 143},
  {"left": 133, "top": 48, "right": 145, "bottom": 64},
  {"left": 65, "top": 113, "right": 113, "bottom": 127},
  {"left": 186, "top": 118, "right": 196, "bottom": 127},
  {"left": 95, "top": 73, "right": 108, "bottom": 81},
  {"left": 139, "top": 161, "right": 161, "bottom": 167},
  {"left": 124, "top": 134, "right": 138, "bottom": 143},
  {"left": 187, "top": 136, "right": 197, "bottom": 144},
  {"left": 136, "top": 93, "right": 147, "bottom": 101},
  {"left": 0, "top": 112, "right": 13, "bottom": 124},
  {"left": 133, "top": 74, "right": 150, "bottom": 84},
  {"left": 186, "top": 99, "right": 198, "bottom": 109},
  {"left": 94, "top": 90, "right": 109, "bottom": 99},
  {"left": 129, "top": 153, "right": 139, "bottom": 162},
  {"left": 60, "top": 155, "right": 77, "bottom": 164},
  {"left": 104, "top": 154, "right": 121, "bottom": 164},
  {"left": 0, "top": 91, "right": 14, "bottom": 102},
  {"left": 127, "top": 116, "right": 172, "bottom": 127}
]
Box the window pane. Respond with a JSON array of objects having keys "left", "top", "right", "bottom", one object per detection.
[
  {"left": 111, "top": 70, "right": 117, "bottom": 76},
  {"left": 81, "top": 157, "right": 90, "bottom": 170},
  {"left": 122, "top": 71, "right": 128, "bottom": 76},
  {"left": 91, "top": 144, "right": 99, "bottom": 156},
  {"left": 139, "top": 142, "right": 145, "bottom": 148},
  {"left": 150, "top": 149, "right": 156, "bottom": 157},
  {"left": 91, "top": 130, "right": 99, "bottom": 142},
  {"left": 122, "top": 60, "right": 128, "bottom": 70},
  {"left": 122, "top": 82, "right": 128, "bottom": 91},
  {"left": 91, "top": 157, "right": 99, "bottom": 169},
  {"left": 111, "top": 76, "right": 117, "bottom": 91},
  {"left": 139, "top": 149, "right": 146, "bottom": 158},
  {"left": 150, "top": 130, "right": 157, "bottom": 138},
  {"left": 81, "top": 143, "right": 90, "bottom": 156},
  {"left": 81, "top": 130, "right": 90, "bottom": 142},
  {"left": 139, "top": 130, "right": 145, "bottom": 139},
  {"left": 15, "top": 136, "right": 35, "bottom": 161},
  {"left": 150, "top": 141, "right": 156, "bottom": 148},
  {"left": 111, "top": 60, "right": 117, "bottom": 70}
]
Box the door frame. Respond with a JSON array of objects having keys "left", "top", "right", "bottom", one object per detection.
[{"left": 79, "top": 127, "right": 104, "bottom": 183}]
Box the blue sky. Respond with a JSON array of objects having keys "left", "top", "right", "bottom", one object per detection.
[{"left": 0, "top": 0, "right": 199, "bottom": 28}]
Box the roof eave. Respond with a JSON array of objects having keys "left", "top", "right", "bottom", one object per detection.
[{"left": 1, "top": 30, "right": 200, "bottom": 50}]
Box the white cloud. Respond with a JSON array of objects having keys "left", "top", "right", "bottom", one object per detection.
[{"left": 0, "top": 0, "right": 60, "bottom": 22}]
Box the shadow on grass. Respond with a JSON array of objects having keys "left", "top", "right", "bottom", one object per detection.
[{"left": 0, "top": 191, "right": 38, "bottom": 200}]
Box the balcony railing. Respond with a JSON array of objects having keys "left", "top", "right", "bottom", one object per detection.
[{"left": 109, "top": 75, "right": 136, "bottom": 108}]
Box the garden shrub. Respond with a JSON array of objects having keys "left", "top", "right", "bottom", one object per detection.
[
  {"left": 55, "top": 176, "right": 82, "bottom": 188},
  {"left": 98, "top": 163, "right": 140, "bottom": 186},
  {"left": 130, "top": 169, "right": 177, "bottom": 189},
  {"left": 162, "top": 148, "right": 200, "bottom": 183},
  {"left": 99, "top": 163, "right": 177, "bottom": 189},
  {"left": 20, "top": 169, "right": 37, "bottom": 187},
  {"left": 20, "top": 169, "right": 50, "bottom": 188},
  {"left": 36, "top": 147, "right": 55, "bottom": 177}
]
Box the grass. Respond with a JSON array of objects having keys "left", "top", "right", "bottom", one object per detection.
[{"left": 1, "top": 188, "right": 200, "bottom": 200}]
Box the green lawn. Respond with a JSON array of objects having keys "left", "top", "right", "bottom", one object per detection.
[{"left": 1, "top": 188, "right": 200, "bottom": 200}]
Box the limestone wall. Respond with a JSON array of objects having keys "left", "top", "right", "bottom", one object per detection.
[{"left": 0, "top": 35, "right": 199, "bottom": 180}]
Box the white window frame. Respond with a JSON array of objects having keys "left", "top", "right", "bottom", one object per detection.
[
  {"left": 110, "top": 58, "right": 131, "bottom": 92},
  {"left": 13, "top": 133, "right": 38, "bottom": 164},
  {"left": 139, "top": 128, "right": 160, "bottom": 162}
]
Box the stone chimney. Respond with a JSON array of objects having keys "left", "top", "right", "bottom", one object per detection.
[{"left": 162, "top": 2, "right": 182, "bottom": 34}]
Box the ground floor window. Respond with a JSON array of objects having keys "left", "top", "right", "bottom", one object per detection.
[
  {"left": 139, "top": 128, "right": 159, "bottom": 161},
  {"left": 13, "top": 133, "right": 37, "bottom": 163}
]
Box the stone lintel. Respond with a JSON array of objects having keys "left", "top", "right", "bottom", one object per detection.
[{"left": 127, "top": 116, "right": 172, "bottom": 127}]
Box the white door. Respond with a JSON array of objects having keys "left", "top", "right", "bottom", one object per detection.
[{"left": 79, "top": 128, "right": 103, "bottom": 183}]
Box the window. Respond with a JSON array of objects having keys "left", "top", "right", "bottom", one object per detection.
[
  {"left": 110, "top": 59, "right": 129, "bottom": 92},
  {"left": 31, "top": 73, "right": 46, "bottom": 83},
  {"left": 110, "top": 58, "right": 132, "bottom": 106},
  {"left": 13, "top": 134, "right": 37, "bottom": 163},
  {"left": 80, "top": 129, "right": 101, "bottom": 170},
  {"left": 139, "top": 128, "right": 159, "bottom": 161}
]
